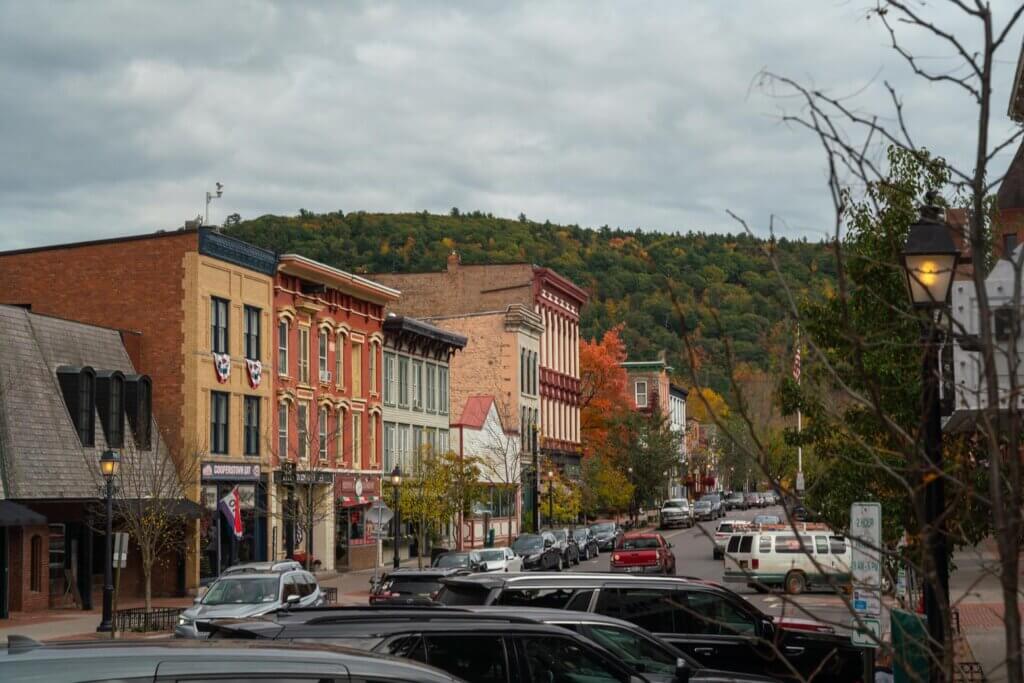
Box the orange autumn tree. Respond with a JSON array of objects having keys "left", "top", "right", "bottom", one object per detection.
[{"left": 580, "top": 325, "right": 631, "bottom": 451}]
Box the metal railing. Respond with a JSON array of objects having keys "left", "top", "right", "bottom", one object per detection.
[
  {"left": 322, "top": 587, "right": 338, "bottom": 604},
  {"left": 114, "top": 607, "right": 185, "bottom": 632}
]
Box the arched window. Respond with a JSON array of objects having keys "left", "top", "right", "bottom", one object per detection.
[
  {"left": 30, "top": 535, "right": 42, "bottom": 592},
  {"left": 96, "top": 371, "right": 125, "bottom": 448}
]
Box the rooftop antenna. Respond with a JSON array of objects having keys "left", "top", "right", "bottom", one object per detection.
[{"left": 205, "top": 182, "right": 224, "bottom": 226}]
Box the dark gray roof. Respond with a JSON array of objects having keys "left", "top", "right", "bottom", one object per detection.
[{"left": 0, "top": 305, "right": 168, "bottom": 500}]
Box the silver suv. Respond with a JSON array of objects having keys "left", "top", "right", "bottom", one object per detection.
[
  {"left": 175, "top": 567, "right": 323, "bottom": 639},
  {"left": 659, "top": 499, "right": 693, "bottom": 529}
]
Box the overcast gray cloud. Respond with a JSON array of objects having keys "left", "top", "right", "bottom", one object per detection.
[{"left": 1, "top": 1, "right": 1022, "bottom": 250}]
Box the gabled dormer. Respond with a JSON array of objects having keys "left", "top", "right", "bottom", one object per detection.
[
  {"left": 95, "top": 370, "right": 125, "bottom": 448},
  {"left": 57, "top": 365, "right": 96, "bottom": 446}
]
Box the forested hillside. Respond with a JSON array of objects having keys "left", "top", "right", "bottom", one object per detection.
[{"left": 226, "top": 210, "right": 834, "bottom": 391}]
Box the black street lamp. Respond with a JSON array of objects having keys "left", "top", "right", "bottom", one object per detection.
[
  {"left": 900, "top": 195, "right": 959, "bottom": 677},
  {"left": 390, "top": 466, "right": 402, "bottom": 570},
  {"left": 626, "top": 466, "right": 635, "bottom": 526},
  {"left": 97, "top": 449, "right": 120, "bottom": 633},
  {"left": 546, "top": 470, "right": 554, "bottom": 527}
]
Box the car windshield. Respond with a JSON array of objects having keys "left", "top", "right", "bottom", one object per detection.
[
  {"left": 202, "top": 577, "right": 279, "bottom": 605},
  {"left": 572, "top": 529, "right": 589, "bottom": 540},
  {"left": 550, "top": 530, "right": 567, "bottom": 541},
  {"left": 621, "top": 537, "right": 660, "bottom": 550},
  {"left": 695, "top": 501, "right": 710, "bottom": 508},
  {"left": 584, "top": 624, "right": 681, "bottom": 675},
  {"left": 591, "top": 523, "right": 615, "bottom": 533},
  {"left": 478, "top": 550, "right": 506, "bottom": 562},
  {"left": 513, "top": 535, "right": 544, "bottom": 552},
  {"left": 435, "top": 553, "right": 470, "bottom": 568},
  {"left": 718, "top": 523, "right": 734, "bottom": 533},
  {"left": 663, "top": 499, "right": 687, "bottom": 509}
]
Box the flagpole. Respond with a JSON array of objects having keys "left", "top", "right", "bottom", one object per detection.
[{"left": 794, "top": 331, "right": 804, "bottom": 493}]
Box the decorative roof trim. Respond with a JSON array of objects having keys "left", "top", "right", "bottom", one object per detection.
[
  {"left": 279, "top": 253, "right": 402, "bottom": 304},
  {"left": 198, "top": 228, "right": 277, "bottom": 276}
]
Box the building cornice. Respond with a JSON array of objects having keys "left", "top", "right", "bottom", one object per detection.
[{"left": 279, "top": 254, "right": 401, "bottom": 305}]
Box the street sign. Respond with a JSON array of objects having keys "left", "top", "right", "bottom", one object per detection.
[
  {"left": 365, "top": 501, "right": 393, "bottom": 526},
  {"left": 112, "top": 532, "right": 129, "bottom": 569},
  {"left": 852, "top": 589, "right": 881, "bottom": 616},
  {"left": 849, "top": 502, "right": 882, "bottom": 587},
  {"left": 796, "top": 471, "right": 805, "bottom": 492},
  {"left": 852, "top": 618, "right": 881, "bottom": 648}
]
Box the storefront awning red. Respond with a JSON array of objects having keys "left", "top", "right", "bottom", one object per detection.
[{"left": 338, "top": 495, "right": 379, "bottom": 508}]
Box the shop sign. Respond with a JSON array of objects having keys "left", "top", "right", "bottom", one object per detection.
[
  {"left": 273, "top": 469, "right": 333, "bottom": 485},
  {"left": 202, "top": 461, "right": 261, "bottom": 482}
]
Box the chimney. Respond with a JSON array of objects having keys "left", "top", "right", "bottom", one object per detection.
[{"left": 447, "top": 250, "right": 461, "bottom": 273}]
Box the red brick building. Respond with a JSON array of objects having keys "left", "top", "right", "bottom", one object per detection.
[
  {"left": 371, "top": 255, "right": 589, "bottom": 477},
  {"left": 272, "top": 254, "right": 400, "bottom": 571}
]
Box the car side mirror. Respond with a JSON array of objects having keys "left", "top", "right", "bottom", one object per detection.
[
  {"left": 667, "top": 542, "right": 674, "bottom": 548},
  {"left": 544, "top": 539, "right": 553, "bottom": 548},
  {"left": 283, "top": 593, "right": 301, "bottom": 609},
  {"left": 193, "top": 596, "right": 202, "bottom": 604},
  {"left": 674, "top": 658, "right": 692, "bottom": 683}
]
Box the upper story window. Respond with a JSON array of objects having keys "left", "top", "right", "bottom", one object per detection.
[
  {"left": 297, "top": 401, "right": 309, "bottom": 460},
  {"left": 210, "top": 391, "right": 229, "bottom": 454},
  {"left": 369, "top": 342, "right": 378, "bottom": 395},
  {"left": 211, "top": 297, "right": 229, "bottom": 354},
  {"left": 58, "top": 366, "right": 96, "bottom": 447},
  {"left": 278, "top": 403, "right": 289, "bottom": 459},
  {"left": 318, "top": 331, "right": 330, "bottom": 382},
  {"left": 318, "top": 405, "right": 329, "bottom": 461},
  {"left": 125, "top": 374, "right": 152, "bottom": 449},
  {"left": 1004, "top": 232, "right": 1018, "bottom": 256},
  {"left": 411, "top": 360, "right": 423, "bottom": 410},
  {"left": 532, "top": 351, "right": 539, "bottom": 394},
  {"left": 298, "top": 327, "right": 310, "bottom": 384},
  {"left": 243, "top": 306, "right": 261, "bottom": 360},
  {"left": 96, "top": 371, "right": 125, "bottom": 448},
  {"left": 438, "top": 365, "right": 449, "bottom": 415},
  {"left": 634, "top": 381, "right": 648, "bottom": 408},
  {"left": 397, "top": 356, "right": 410, "bottom": 408},
  {"left": 277, "top": 321, "right": 289, "bottom": 376},
  {"left": 244, "top": 396, "right": 260, "bottom": 456},
  {"left": 351, "top": 342, "right": 363, "bottom": 397},
  {"left": 425, "top": 363, "right": 437, "bottom": 413},
  {"left": 336, "top": 334, "right": 345, "bottom": 387},
  {"left": 383, "top": 352, "right": 397, "bottom": 406}
]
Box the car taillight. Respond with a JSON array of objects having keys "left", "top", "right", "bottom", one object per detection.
[
  {"left": 752, "top": 559, "right": 759, "bottom": 569},
  {"left": 612, "top": 554, "right": 621, "bottom": 563}
]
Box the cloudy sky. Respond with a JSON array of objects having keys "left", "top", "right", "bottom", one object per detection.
[{"left": 1, "top": 1, "right": 1022, "bottom": 250}]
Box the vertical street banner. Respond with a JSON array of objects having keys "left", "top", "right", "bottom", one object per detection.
[{"left": 219, "top": 487, "right": 244, "bottom": 540}]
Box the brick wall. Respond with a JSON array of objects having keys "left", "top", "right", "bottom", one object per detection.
[
  {"left": 0, "top": 231, "right": 196, "bottom": 459},
  {"left": 8, "top": 525, "right": 49, "bottom": 613},
  {"left": 371, "top": 260, "right": 535, "bottom": 317}
]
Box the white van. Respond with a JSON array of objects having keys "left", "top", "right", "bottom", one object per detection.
[{"left": 722, "top": 525, "right": 852, "bottom": 594}]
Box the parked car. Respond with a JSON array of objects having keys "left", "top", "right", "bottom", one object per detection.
[
  {"left": 611, "top": 532, "right": 676, "bottom": 575},
  {"left": 723, "top": 525, "right": 852, "bottom": 595},
  {"left": 659, "top": 498, "right": 693, "bottom": 529},
  {"left": 700, "top": 494, "right": 723, "bottom": 519},
  {"left": 222, "top": 560, "right": 303, "bottom": 575},
  {"left": 692, "top": 499, "right": 714, "bottom": 522},
  {"left": 752, "top": 514, "right": 782, "bottom": 528},
  {"left": 175, "top": 567, "right": 322, "bottom": 639},
  {"left": 546, "top": 527, "right": 581, "bottom": 567},
  {"left": 435, "top": 573, "right": 865, "bottom": 682},
  {"left": 0, "top": 636, "right": 463, "bottom": 683},
  {"left": 724, "top": 492, "right": 746, "bottom": 511},
  {"left": 204, "top": 607, "right": 651, "bottom": 683},
  {"left": 743, "top": 493, "right": 760, "bottom": 509},
  {"left": 713, "top": 519, "right": 751, "bottom": 560},
  {"left": 469, "top": 606, "right": 783, "bottom": 683},
  {"left": 590, "top": 521, "right": 624, "bottom": 551},
  {"left": 369, "top": 567, "right": 470, "bottom": 604},
  {"left": 511, "top": 532, "right": 561, "bottom": 571},
  {"left": 475, "top": 546, "right": 523, "bottom": 572},
  {"left": 573, "top": 527, "right": 601, "bottom": 560},
  {"left": 431, "top": 550, "right": 485, "bottom": 571}
]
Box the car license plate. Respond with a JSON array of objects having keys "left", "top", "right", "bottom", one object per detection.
[
  {"left": 740, "top": 560, "right": 748, "bottom": 569},
  {"left": 627, "top": 567, "right": 644, "bottom": 573}
]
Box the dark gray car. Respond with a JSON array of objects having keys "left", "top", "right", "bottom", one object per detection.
[{"left": 0, "top": 636, "right": 463, "bottom": 682}]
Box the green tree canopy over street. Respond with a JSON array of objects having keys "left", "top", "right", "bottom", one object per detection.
[{"left": 226, "top": 211, "right": 835, "bottom": 392}]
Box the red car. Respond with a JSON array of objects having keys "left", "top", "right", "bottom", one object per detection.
[{"left": 609, "top": 532, "right": 676, "bottom": 575}]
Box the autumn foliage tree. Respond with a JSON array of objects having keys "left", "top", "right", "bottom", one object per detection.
[{"left": 580, "top": 325, "right": 631, "bottom": 452}]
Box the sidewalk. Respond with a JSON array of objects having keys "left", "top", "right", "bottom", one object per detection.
[
  {"left": 317, "top": 557, "right": 426, "bottom": 605},
  {"left": 0, "top": 597, "right": 192, "bottom": 644},
  {"left": 949, "top": 541, "right": 1021, "bottom": 683}
]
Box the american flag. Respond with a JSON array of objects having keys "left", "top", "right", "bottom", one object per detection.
[{"left": 793, "top": 344, "right": 801, "bottom": 383}]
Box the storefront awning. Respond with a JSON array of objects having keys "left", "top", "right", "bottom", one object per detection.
[
  {"left": 0, "top": 501, "right": 46, "bottom": 527},
  {"left": 338, "top": 495, "right": 379, "bottom": 508}
]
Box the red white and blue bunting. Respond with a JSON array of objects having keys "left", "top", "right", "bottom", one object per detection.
[
  {"left": 212, "top": 352, "right": 231, "bottom": 383},
  {"left": 245, "top": 358, "right": 263, "bottom": 389}
]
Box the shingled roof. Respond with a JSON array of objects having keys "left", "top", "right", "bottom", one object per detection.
[
  {"left": 997, "top": 139, "right": 1024, "bottom": 211},
  {"left": 0, "top": 305, "right": 168, "bottom": 500}
]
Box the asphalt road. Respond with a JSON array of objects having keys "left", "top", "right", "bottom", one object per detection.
[{"left": 571, "top": 505, "right": 862, "bottom": 635}]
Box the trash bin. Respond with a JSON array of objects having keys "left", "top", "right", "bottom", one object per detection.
[{"left": 892, "top": 608, "right": 929, "bottom": 683}]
